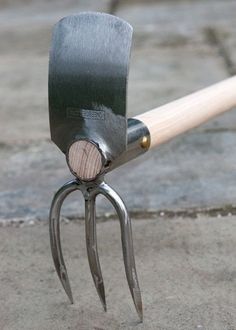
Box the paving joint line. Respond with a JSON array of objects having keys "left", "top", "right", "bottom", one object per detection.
[
  {"left": 108, "top": 0, "right": 120, "bottom": 14},
  {"left": 205, "top": 26, "right": 236, "bottom": 76},
  {"left": 1, "top": 128, "right": 236, "bottom": 151},
  {"left": 1, "top": 205, "right": 235, "bottom": 227}
]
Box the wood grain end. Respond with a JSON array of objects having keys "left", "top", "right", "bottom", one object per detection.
[{"left": 67, "top": 140, "right": 104, "bottom": 181}]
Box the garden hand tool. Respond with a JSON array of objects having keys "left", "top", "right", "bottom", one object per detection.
[
  {"left": 49, "top": 12, "right": 236, "bottom": 321},
  {"left": 49, "top": 12, "right": 144, "bottom": 321}
]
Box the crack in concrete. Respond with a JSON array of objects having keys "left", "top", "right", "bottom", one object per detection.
[
  {"left": 1, "top": 205, "right": 235, "bottom": 227},
  {"left": 95, "top": 205, "right": 236, "bottom": 220},
  {"left": 108, "top": 0, "right": 120, "bottom": 14},
  {"left": 205, "top": 27, "right": 236, "bottom": 76},
  {"left": 129, "top": 205, "right": 236, "bottom": 219},
  {"left": 1, "top": 128, "right": 236, "bottom": 151}
]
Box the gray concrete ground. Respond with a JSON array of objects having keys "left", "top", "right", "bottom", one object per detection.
[
  {"left": 1, "top": 216, "right": 236, "bottom": 330},
  {"left": 0, "top": 0, "right": 236, "bottom": 329},
  {"left": 0, "top": 0, "right": 236, "bottom": 220}
]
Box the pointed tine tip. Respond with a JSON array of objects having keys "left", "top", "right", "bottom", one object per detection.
[
  {"left": 133, "top": 289, "right": 143, "bottom": 322},
  {"left": 96, "top": 283, "right": 106, "bottom": 311},
  {"left": 103, "top": 301, "right": 107, "bottom": 312},
  {"left": 97, "top": 282, "right": 107, "bottom": 312},
  {"left": 64, "top": 282, "right": 74, "bottom": 304},
  {"left": 137, "top": 306, "right": 143, "bottom": 322},
  {"left": 135, "top": 303, "right": 143, "bottom": 322},
  {"left": 59, "top": 267, "right": 74, "bottom": 304},
  {"left": 85, "top": 195, "right": 107, "bottom": 313},
  {"left": 67, "top": 291, "right": 74, "bottom": 305},
  {"left": 54, "top": 264, "right": 74, "bottom": 304}
]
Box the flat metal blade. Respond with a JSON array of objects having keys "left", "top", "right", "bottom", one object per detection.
[{"left": 49, "top": 12, "right": 133, "bottom": 162}]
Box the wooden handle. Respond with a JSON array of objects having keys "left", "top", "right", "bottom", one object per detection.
[
  {"left": 67, "top": 76, "right": 236, "bottom": 179},
  {"left": 67, "top": 140, "right": 104, "bottom": 181},
  {"left": 135, "top": 76, "right": 236, "bottom": 149}
]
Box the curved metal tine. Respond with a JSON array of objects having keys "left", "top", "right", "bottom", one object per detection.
[
  {"left": 49, "top": 180, "right": 80, "bottom": 304},
  {"left": 84, "top": 192, "right": 106, "bottom": 311},
  {"left": 96, "top": 182, "right": 143, "bottom": 321}
]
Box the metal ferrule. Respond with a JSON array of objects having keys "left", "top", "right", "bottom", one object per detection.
[{"left": 109, "top": 118, "right": 151, "bottom": 171}]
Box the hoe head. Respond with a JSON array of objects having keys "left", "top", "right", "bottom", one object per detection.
[
  {"left": 48, "top": 12, "right": 143, "bottom": 321},
  {"left": 49, "top": 12, "right": 133, "bottom": 171}
]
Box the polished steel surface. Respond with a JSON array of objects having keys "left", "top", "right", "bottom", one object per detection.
[
  {"left": 49, "top": 12, "right": 133, "bottom": 166},
  {"left": 49, "top": 179, "right": 143, "bottom": 321},
  {"left": 49, "top": 180, "right": 78, "bottom": 304},
  {"left": 109, "top": 118, "right": 151, "bottom": 171},
  {"left": 48, "top": 12, "right": 146, "bottom": 322},
  {"left": 97, "top": 182, "right": 143, "bottom": 321},
  {"left": 84, "top": 192, "right": 106, "bottom": 311}
]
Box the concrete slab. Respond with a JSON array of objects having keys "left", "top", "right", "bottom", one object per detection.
[
  {"left": 0, "top": 55, "right": 49, "bottom": 144},
  {"left": 0, "top": 2, "right": 235, "bottom": 328},
  {"left": 221, "top": 27, "right": 236, "bottom": 75},
  {"left": 0, "top": 128, "right": 236, "bottom": 221},
  {"left": 0, "top": 0, "right": 110, "bottom": 19},
  {"left": 117, "top": 0, "right": 236, "bottom": 32},
  {"left": 0, "top": 0, "right": 235, "bottom": 222},
  {"left": 123, "top": 0, "right": 236, "bottom": 130},
  {"left": 1, "top": 0, "right": 236, "bottom": 146},
  {"left": 0, "top": 1, "right": 111, "bottom": 144},
  {"left": 0, "top": 216, "right": 235, "bottom": 329},
  {"left": 128, "top": 46, "right": 228, "bottom": 117}
]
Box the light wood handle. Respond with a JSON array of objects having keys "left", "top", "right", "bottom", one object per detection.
[
  {"left": 135, "top": 76, "right": 236, "bottom": 149},
  {"left": 67, "top": 140, "right": 104, "bottom": 181},
  {"left": 67, "top": 76, "right": 236, "bottom": 180}
]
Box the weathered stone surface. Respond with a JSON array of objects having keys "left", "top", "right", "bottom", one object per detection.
[
  {"left": 0, "top": 1, "right": 111, "bottom": 145},
  {"left": 0, "top": 2, "right": 236, "bottom": 328},
  {"left": 0, "top": 128, "right": 236, "bottom": 220},
  {"left": 0, "top": 0, "right": 236, "bottom": 222},
  {"left": 117, "top": 0, "right": 236, "bottom": 32},
  {"left": 222, "top": 27, "right": 236, "bottom": 75},
  {"left": 1, "top": 0, "right": 236, "bottom": 145},
  {"left": 114, "top": 130, "right": 236, "bottom": 212},
  {"left": 0, "top": 216, "right": 235, "bottom": 329},
  {"left": 124, "top": 0, "right": 236, "bottom": 130},
  {"left": 0, "top": 0, "right": 110, "bottom": 12},
  {"left": 0, "top": 55, "right": 49, "bottom": 144},
  {"left": 128, "top": 46, "right": 228, "bottom": 117}
]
